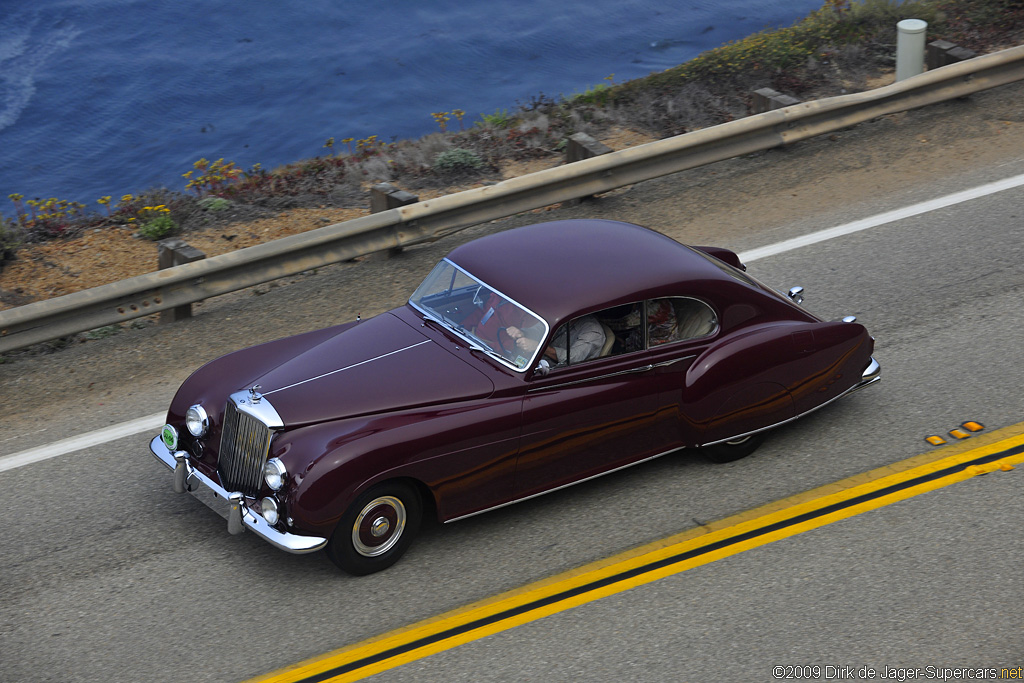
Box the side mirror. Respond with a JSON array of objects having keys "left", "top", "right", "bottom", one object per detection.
[
  {"left": 787, "top": 286, "right": 804, "bottom": 305},
  {"left": 534, "top": 359, "right": 551, "bottom": 377}
]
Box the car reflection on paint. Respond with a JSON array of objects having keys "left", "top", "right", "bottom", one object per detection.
[{"left": 149, "top": 219, "right": 879, "bottom": 574}]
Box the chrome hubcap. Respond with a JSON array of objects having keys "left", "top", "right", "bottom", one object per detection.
[
  {"left": 352, "top": 495, "right": 406, "bottom": 558},
  {"left": 370, "top": 516, "right": 390, "bottom": 538}
]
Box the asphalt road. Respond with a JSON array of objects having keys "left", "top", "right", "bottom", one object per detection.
[{"left": 1, "top": 82, "right": 1023, "bottom": 683}]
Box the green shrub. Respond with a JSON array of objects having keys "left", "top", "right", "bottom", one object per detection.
[
  {"left": 198, "top": 196, "right": 231, "bottom": 211},
  {"left": 433, "top": 148, "right": 484, "bottom": 174},
  {"left": 139, "top": 214, "right": 177, "bottom": 240},
  {"left": 478, "top": 109, "right": 516, "bottom": 128}
]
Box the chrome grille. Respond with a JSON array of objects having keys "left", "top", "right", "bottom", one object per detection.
[{"left": 218, "top": 399, "right": 272, "bottom": 496}]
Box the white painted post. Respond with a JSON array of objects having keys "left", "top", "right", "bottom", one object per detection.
[{"left": 896, "top": 19, "right": 928, "bottom": 81}]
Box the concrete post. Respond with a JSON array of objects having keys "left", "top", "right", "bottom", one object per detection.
[
  {"left": 157, "top": 238, "right": 206, "bottom": 323},
  {"left": 927, "top": 40, "right": 977, "bottom": 70},
  {"left": 564, "top": 133, "right": 613, "bottom": 203},
  {"left": 751, "top": 88, "right": 801, "bottom": 114},
  {"left": 896, "top": 19, "right": 928, "bottom": 81},
  {"left": 565, "top": 132, "right": 612, "bottom": 164}
]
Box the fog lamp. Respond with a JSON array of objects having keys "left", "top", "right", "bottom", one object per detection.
[
  {"left": 185, "top": 404, "right": 209, "bottom": 437},
  {"left": 264, "top": 457, "right": 287, "bottom": 491},
  {"left": 261, "top": 497, "right": 280, "bottom": 525}
]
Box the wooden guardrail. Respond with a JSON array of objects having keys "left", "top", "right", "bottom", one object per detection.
[{"left": 2, "top": 44, "right": 1023, "bottom": 354}]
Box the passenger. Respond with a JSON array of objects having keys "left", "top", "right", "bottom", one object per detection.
[
  {"left": 646, "top": 299, "right": 679, "bottom": 346},
  {"left": 514, "top": 314, "right": 605, "bottom": 366}
]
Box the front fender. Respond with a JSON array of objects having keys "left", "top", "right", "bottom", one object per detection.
[{"left": 276, "top": 397, "right": 522, "bottom": 536}]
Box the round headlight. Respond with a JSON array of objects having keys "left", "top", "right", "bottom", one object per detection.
[
  {"left": 185, "top": 405, "right": 209, "bottom": 437},
  {"left": 261, "top": 497, "right": 280, "bottom": 525},
  {"left": 264, "top": 457, "right": 287, "bottom": 491}
]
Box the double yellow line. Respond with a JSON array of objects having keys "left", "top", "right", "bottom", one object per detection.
[{"left": 249, "top": 423, "right": 1024, "bottom": 683}]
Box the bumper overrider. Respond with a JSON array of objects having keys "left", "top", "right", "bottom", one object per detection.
[
  {"left": 149, "top": 435, "right": 327, "bottom": 553},
  {"left": 851, "top": 356, "right": 881, "bottom": 393}
]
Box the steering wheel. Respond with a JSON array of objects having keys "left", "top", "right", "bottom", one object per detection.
[{"left": 496, "top": 327, "right": 512, "bottom": 358}]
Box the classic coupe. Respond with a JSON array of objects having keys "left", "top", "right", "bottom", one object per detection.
[{"left": 150, "top": 219, "right": 879, "bottom": 574}]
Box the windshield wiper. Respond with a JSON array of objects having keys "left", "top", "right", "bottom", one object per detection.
[
  {"left": 422, "top": 313, "right": 502, "bottom": 358},
  {"left": 422, "top": 313, "right": 456, "bottom": 335},
  {"left": 423, "top": 313, "right": 479, "bottom": 345}
]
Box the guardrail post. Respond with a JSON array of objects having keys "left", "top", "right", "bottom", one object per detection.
[
  {"left": 751, "top": 88, "right": 801, "bottom": 114},
  {"left": 565, "top": 133, "right": 613, "bottom": 203},
  {"left": 565, "top": 132, "right": 612, "bottom": 164},
  {"left": 896, "top": 19, "right": 928, "bottom": 81},
  {"left": 927, "top": 40, "right": 977, "bottom": 70},
  {"left": 370, "top": 183, "right": 419, "bottom": 255},
  {"left": 157, "top": 238, "right": 206, "bottom": 323}
]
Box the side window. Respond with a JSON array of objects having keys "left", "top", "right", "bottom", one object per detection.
[
  {"left": 646, "top": 297, "right": 718, "bottom": 346},
  {"left": 545, "top": 303, "right": 644, "bottom": 368}
]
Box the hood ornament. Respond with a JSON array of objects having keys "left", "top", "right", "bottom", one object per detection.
[{"left": 248, "top": 384, "right": 263, "bottom": 404}]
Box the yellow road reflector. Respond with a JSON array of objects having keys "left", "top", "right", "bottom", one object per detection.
[
  {"left": 926, "top": 435, "right": 946, "bottom": 446},
  {"left": 962, "top": 421, "right": 985, "bottom": 432},
  {"left": 949, "top": 429, "right": 970, "bottom": 439}
]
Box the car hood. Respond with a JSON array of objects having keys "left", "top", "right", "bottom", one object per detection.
[{"left": 244, "top": 312, "right": 494, "bottom": 426}]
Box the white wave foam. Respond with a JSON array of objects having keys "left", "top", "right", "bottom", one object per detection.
[{"left": 0, "top": 12, "right": 81, "bottom": 132}]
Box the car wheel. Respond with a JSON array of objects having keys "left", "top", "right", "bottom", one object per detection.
[
  {"left": 702, "top": 433, "right": 765, "bottom": 463},
  {"left": 326, "top": 481, "right": 422, "bottom": 575}
]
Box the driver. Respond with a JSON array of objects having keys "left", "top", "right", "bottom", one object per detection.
[{"left": 463, "top": 291, "right": 544, "bottom": 359}]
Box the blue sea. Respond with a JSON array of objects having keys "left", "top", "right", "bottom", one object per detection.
[{"left": 0, "top": 0, "right": 823, "bottom": 208}]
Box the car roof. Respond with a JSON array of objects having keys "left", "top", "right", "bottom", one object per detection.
[{"left": 444, "top": 219, "right": 744, "bottom": 325}]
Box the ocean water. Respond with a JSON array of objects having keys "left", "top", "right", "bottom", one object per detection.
[{"left": 0, "top": 0, "right": 823, "bottom": 207}]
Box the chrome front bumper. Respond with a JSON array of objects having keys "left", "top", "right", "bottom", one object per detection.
[{"left": 149, "top": 436, "right": 327, "bottom": 554}]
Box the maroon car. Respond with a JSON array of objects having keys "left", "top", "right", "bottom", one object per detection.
[{"left": 149, "top": 219, "right": 879, "bottom": 574}]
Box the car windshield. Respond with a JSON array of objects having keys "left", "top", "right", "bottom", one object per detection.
[{"left": 409, "top": 259, "right": 548, "bottom": 372}]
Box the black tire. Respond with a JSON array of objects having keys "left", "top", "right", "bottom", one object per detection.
[
  {"left": 702, "top": 433, "right": 765, "bottom": 464},
  {"left": 326, "top": 481, "right": 422, "bottom": 575}
]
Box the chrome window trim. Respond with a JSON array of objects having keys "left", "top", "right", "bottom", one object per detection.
[
  {"left": 647, "top": 296, "right": 720, "bottom": 343},
  {"left": 408, "top": 258, "right": 549, "bottom": 373}
]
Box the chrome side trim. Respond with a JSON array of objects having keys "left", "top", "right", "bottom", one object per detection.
[
  {"left": 149, "top": 436, "right": 328, "bottom": 554},
  {"left": 445, "top": 446, "right": 686, "bottom": 524},
  {"left": 701, "top": 356, "right": 881, "bottom": 447},
  {"left": 263, "top": 340, "right": 432, "bottom": 395},
  {"left": 528, "top": 363, "right": 654, "bottom": 392},
  {"left": 527, "top": 355, "right": 695, "bottom": 393},
  {"left": 653, "top": 354, "right": 697, "bottom": 368}
]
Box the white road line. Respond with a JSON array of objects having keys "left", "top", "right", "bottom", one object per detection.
[
  {"left": 3, "top": 172, "right": 1024, "bottom": 474},
  {"left": 0, "top": 413, "right": 165, "bottom": 473},
  {"left": 737, "top": 172, "right": 1024, "bottom": 263}
]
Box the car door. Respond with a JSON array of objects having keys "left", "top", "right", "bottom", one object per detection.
[
  {"left": 640, "top": 296, "right": 723, "bottom": 446},
  {"left": 514, "top": 304, "right": 678, "bottom": 499}
]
